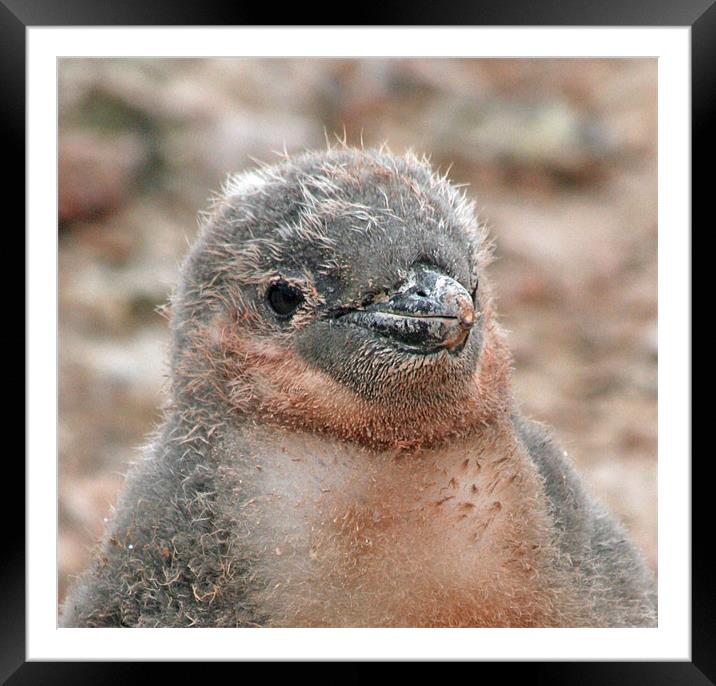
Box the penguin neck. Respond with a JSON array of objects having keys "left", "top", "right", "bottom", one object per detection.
[
  {"left": 171, "top": 306, "right": 513, "bottom": 452},
  {"left": 257, "top": 321, "right": 513, "bottom": 452}
]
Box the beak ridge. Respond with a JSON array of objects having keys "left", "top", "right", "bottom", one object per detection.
[{"left": 340, "top": 265, "right": 476, "bottom": 353}]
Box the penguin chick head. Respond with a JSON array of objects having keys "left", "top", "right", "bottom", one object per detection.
[{"left": 172, "top": 148, "right": 512, "bottom": 449}]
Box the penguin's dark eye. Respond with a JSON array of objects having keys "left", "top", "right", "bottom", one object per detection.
[{"left": 267, "top": 280, "right": 305, "bottom": 318}]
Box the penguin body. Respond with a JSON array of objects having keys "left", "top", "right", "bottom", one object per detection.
[{"left": 61, "top": 148, "right": 656, "bottom": 627}]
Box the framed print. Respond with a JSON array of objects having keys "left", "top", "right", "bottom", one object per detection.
[{"left": 13, "top": 0, "right": 705, "bottom": 679}]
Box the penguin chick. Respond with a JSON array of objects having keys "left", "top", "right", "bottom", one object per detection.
[{"left": 61, "top": 147, "right": 657, "bottom": 628}]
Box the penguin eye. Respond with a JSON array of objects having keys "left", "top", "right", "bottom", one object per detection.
[{"left": 266, "top": 280, "right": 305, "bottom": 318}]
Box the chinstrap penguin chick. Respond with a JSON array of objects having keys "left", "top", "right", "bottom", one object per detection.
[{"left": 61, "top": 147, "right": 657, "bottom": 627}]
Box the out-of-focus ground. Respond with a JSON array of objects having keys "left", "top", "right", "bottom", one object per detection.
[{"left": 58, "top": 58, "right": 657, "bottom": 605}]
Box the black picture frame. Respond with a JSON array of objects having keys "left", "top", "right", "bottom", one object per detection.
[{"left": 10, "top": 0, "right": 705, "bottom": 679}]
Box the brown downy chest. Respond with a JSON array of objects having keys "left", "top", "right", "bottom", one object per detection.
[{"left": 216, "top": 422, "right": 579, "bottom": 627}]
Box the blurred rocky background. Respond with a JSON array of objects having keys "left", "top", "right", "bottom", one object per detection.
[{"left": 58, "top": 58, "right": 657, "bottom": 605}]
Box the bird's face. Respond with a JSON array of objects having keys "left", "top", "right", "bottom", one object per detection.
[
  {"left": 175, "top": 149, "right": 510, "bottom": 446},
  {"left": 287, "top": 231, "right": 484, "bottom": 402}
]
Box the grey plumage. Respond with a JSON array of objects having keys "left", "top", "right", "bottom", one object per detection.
[{"left": 61, "top": 147, "right": 656, "bottom": 627}]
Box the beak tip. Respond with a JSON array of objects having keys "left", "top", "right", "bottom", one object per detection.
[{"left": 453, "top": 294, "right": 476, "bottom": 330}]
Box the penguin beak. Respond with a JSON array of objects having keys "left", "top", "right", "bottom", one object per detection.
[{"left": 338, "top": 265, "right": 476, "bottom": 354}]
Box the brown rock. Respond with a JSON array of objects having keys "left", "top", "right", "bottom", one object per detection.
[{"left": 59, "top": 130, "right": 148, "bottom": 224}]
